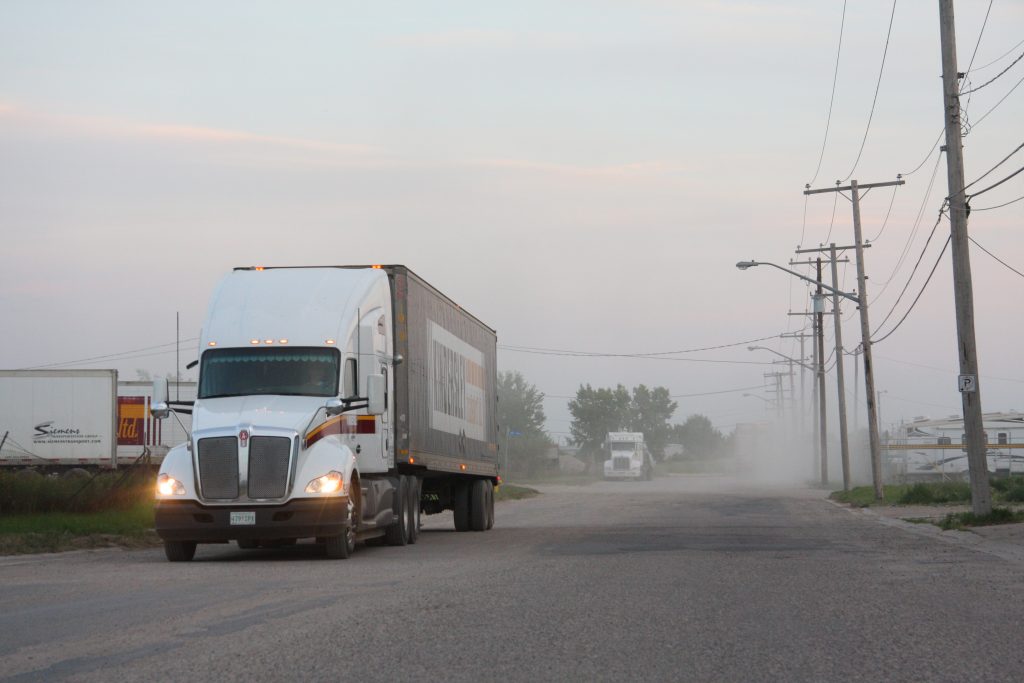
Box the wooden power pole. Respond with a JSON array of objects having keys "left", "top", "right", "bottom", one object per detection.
[{"left": 939, "top": 0, "right": 992, "bottom": 515}]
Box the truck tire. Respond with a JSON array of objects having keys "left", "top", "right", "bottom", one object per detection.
[
  {"left": 453, "top": 480, "right": 471, "bottom": 532},
  {"left": 324, "top": 530, "right": 353, "bottom": 559},
  {"left": 164, "top": 541, "right": 197, "bottom": 562},
  {"left": 470, "top": 479, "right": 488, "bottom": 531},
  {"left": 485, "top": 480, "right": 495, "bottom": 530},
  {"left": 407, "top": 476, "right": 420, "bottom": 544},
  {"left": 385, "top": 475, "right": 409, "bottom": 546}
]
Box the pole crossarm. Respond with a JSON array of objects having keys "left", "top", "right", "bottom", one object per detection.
[
  {"left": 748, "top": 345, "right": 817, "bottom": 373},
  {"left": 794, "top": 245, "right": 868, "bottom": 254},
  {"left": 804, "top": 179, "right": 905, "bottom": 195},
  {"left": 790, "top": 258, "right": 850, "bottom": 265}
]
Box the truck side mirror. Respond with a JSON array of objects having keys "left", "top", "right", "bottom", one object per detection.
[
  {"left": 324, "top": 397, "right": 345, "bottom": 417},
  {"left": 365, "top": 374, "right": 386, "bottom": 416},
  {"left": 151, "top": 378, "right": 170, "bottom": 420}
]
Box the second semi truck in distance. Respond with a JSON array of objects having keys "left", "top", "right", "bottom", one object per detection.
[{"left": 152, "top": 265, "right": 499, "bottom": 561}]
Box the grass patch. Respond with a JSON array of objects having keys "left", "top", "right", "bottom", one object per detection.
[
  {"left": 494, "top": 484, "right": 540, "bottom": 501},
  {"left": 898, "top": 481, "right": 971, "bottom": 505},
  {"left": 0, "top": 470, "right": 155, "bottom": 514},
  {"left": 829, "top": 485, "right": 911, "bottom": 507},
  {"left": 937, "top": 507, "right": 1024, "bottom": 530},
  {"left": 0, "top": 501, "right": 159, "bottom": 555}
]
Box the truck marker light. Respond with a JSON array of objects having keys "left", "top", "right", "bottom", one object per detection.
[
  {"left": 372, "top": 264, "right": 382, "bottom": 269},
  {"left": 250, "top": 339, "right": 260, "bottom": 345},
  {"left": 460, "top": 464, "right": 467, "bottom": 471},
  {"left": 279, "top": 339, "right": 288, "bottom": 344},
  {"left": 255, "top": 266, "right": 265, "bottom": 271},
  {"left": 325, "top": 339, "right": 336, "bottom": 345},
  {"left": 156, "top": 474, "right": 185, "bottom": 496},
  {"left": 264, "top": 339, "right": 274, "bottom": 344},
  {"left": 208, "top": 341, "right": 217, "bottom": 347},
  {"left": 408, "top": 456, "right": 415, "bottom": 464}
]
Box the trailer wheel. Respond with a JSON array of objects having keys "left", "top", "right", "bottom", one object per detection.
[
  {"left": 470, "top": 479, "right": 488, "bottom": 531},
  {"left": 164, "top": 541, "right": 197, "bottom": 562},
  {"left": 385, "top": 475, "right": 409, "bottom": 546},
  {"left": 453, "top": 480, "right": 471, "bottom": 532},
  {"left": 485, "top": 480, "right": 495, "bottom": 530},
  {"left": 406, "top": 476, "right": 420, "bottom": 544}
]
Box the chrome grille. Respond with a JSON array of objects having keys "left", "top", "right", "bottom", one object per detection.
[
  {"left": 248, "top": 436, "right": 291, "bottom": 499},
  {"left": 613, "top": 456, "right": 631, "bottom": 471},
  {"left": 198, "top": 437, "right": 239, "bottom": 499}
]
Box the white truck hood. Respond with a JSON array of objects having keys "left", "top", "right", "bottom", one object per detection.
[{"left": 192, "top": 395, "right": 327, "bottom": 435}]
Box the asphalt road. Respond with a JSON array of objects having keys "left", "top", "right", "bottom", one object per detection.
[{"left": 2, "top": 475, "right": 1023, "bottom": 682}]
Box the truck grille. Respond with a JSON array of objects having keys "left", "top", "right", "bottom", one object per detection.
[
  {"left": 198, "top": 437, "right": 239, "bottom": 499},
  {"left": 247, "top": 436, "right": 291, "bottom": 499},
  {"left": 613, "top": 456, "right": 631, "bottom": 471}
]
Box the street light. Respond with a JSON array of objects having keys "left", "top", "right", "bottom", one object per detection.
[{"left": 735, "top": 261, "right": 860, "bottom": 303}]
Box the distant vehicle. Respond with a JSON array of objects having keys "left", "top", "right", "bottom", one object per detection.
[
  {"left": 885, "top": 412, "right": 1024, "bottom": 481},
  {"left": 603, "top": 432, "right": 653, "bottom": 480},
  {"left": 0, "top": 371, "right": 192, "bottom": 470},
  {"left": 152, "top": 265, "right": 499, "bottom": 561}
]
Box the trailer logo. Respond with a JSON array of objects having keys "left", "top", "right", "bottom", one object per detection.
[
  {"left": 428, "top": 321, "right": 486, "bottom": 442},
  {"left": 33, "top": 421, "right": 102, "bottom": 446}
]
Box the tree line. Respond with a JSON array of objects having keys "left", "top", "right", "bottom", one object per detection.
[{"left": 498, "top": 370, "right": 727, "bottom": 476}]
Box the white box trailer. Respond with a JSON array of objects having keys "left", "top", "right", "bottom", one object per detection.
[
  {"left": 116, "top": 381, "right": 195, "bottom": 465},
  {"left": 0, "top": 370, "right": 118, "bottom": 468}
]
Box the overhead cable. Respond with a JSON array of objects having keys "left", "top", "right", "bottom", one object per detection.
[
  {"left": 972, "top": 73, "right": 1024, "bottom": 128},
  {"left": 843, "top": 0, "right": 898, "bottom": 181},
  {"left": 872, "top": 235, "right": 951, "bottom": 345},
  {"left": 873, "top": 206, "right": 947, "bottom": 334},
  {"left": 967, "top": 164, "right": 1024, "bottom": 199},
  {"left": 961, "top": 141, "right": 1024, "bottom": 194},
  {"left": 970, "top": 236, "right": 1024, "bottom": 279},
  {"left": 807, "top": 0, "right": 847, "bottom": 186},
  {"left": 960, "top": 50, "right": 1024, "bottom": 95},
  {"left": 970, "top": 37, "right": 1024, "bottom": 73},
  {"left": 972, "top": 194, "right": 1024, "bottom": 211},
  {"left": 22, "top": 337, "right": 201, "bottom": 370},
  {"left": 498, "top": 334, "right": 783, "bottom": 358}
]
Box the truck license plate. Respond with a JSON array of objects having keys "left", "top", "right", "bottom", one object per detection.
[{"left": 230, "top": 511, "right": 256, "bottom": 525}]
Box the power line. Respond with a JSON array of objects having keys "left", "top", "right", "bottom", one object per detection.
[
  {"left": 972, "top": 72, "right": 1024, "bottom": 128},
  {"left": 970, "top": 236, "right": 1024, "bottom": 279},
  {"left": 499, "top": 347, "right": 770, "bottom": 366},
  {"left": 873, "top": 206, "right": 947, "bottom": 334},
  {"left": 961, "top": 50, "right": 1024, "bottom": 95},
  {"left": 842, "top": 0, "right": 898, "bottom": 181},
  {"left": 21, "top": 338, "right": 201, "bottom": 370},
  {"left": 961, "top": 141, "right": 1024, "bottom": 194},
  {"left": 872, "top": 235, "right": 951, "bottom": 345},
  {"left": 498, "top": 334, "right": 783, "bottom": 358},
  {"left": 901, "top": 129, "right": 944, "bottom": 177},
  {"left": 962, "top": 0, "right": 993, "bottom": 77},
  {"left": 967, "top": 163, "right": 1024, "bottom": 199},
  {"left": 972, "top": 194, "right": 1024, "bottom": 211},
  {"left": 807, "top": 0, "right": 847, "bottom": 186},
  {"left": 970, "top": 37, "right": 1024, "bottom": 73},
  {"left": 867, "top": 182, "right": 900, "bottom": 242}
]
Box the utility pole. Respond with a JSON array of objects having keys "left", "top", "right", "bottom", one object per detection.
[
  {"left": 804, "top": 179, "right": 902, "bottom": 500},
  {"left": 939, "top": 0, "right": 992, "bottom": 515},
  {"left": 815, "top": 259, "right": 828, "bottom": 485}
]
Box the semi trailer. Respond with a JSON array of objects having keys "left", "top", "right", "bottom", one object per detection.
[{"left": 152, "top": 265, "right": 499, "bottom": 561}]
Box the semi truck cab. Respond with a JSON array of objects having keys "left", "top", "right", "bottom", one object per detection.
[{"left": 603, "top": 432, "right": 652, "bottom": 481}]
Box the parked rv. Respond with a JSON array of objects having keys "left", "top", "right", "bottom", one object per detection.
[
  {"left": 885, "top": 412, "right": 1024, "bottom": 481},
  {"left": 603, "top": 432, "right": 653, "bottom": 480},
  {"left": 152, "top": 265, "right": 499, "bottom": 561}
]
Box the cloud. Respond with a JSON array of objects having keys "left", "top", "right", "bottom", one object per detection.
[{"left": 135, "top": 124, "right": 378, "bottom": 156}]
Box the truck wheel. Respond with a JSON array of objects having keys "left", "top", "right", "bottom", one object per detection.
[
  {"left": 453, "top": 481, "right": 471, "bottom": 532},
  {"left": 164, "top": 541, "right": 197, "bottom": 562},
  {"left": 485, "top": 480, "right": 495, "bottom": 530},
  {"left": 406, "top": 476, "right": 420, "bottom": 544},
  {"left": 385, "top": 475, "right": 409, "bottom": 546},
  {"left": 470, "top": 479, "right": 488, "bottom": 531},
  {"left": 326, "top": 492, "right": 358, "bottom": 559}
]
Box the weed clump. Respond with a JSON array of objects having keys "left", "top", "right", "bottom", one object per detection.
[{"left": 898, "top": 481, "right": 970, "bottom": 505}]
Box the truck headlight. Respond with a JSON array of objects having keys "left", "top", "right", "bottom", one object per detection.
[
  {"left": 305, "top": 471, "right": 344, "bottom": 494},
  {"left": 156, "top": 473, "right": 186, "bottom": 496}
]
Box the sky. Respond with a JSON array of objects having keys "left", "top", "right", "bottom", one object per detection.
[{"left": 2, "top": 1, "right": 1022, "bottom": 457}]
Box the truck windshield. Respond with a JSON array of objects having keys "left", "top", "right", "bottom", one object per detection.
[
  {"left": 198, "top": 347, "right": 340, "bottom": 399},
  {"left": 611, "top": 443, "right": 635, "bottom": 452}
]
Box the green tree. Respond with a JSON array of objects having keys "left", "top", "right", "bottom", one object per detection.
[
  {"left": 673, "top": 414, "right": 725, "bottom": 459},
  {"left": 498, "top": 371, "right": 553, "bottom": 478},
  {"left": 630, "top": 385, "right": 677, "bottom": 461},
  {"left": 568, "top": 384, "right": 632, "bottom": 468}
]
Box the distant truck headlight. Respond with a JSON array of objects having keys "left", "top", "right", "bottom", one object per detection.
[
  {"left": 305, "top": 471, "right": 344, "bottom": 494},
  {"left": 156, "top": 473, "right": 186, "bottom": 496}
]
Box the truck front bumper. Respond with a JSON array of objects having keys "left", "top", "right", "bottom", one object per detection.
[{"left": 154, "top": 497, "right": 351, "bottom": 542}]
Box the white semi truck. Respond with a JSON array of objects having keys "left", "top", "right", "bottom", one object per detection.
[
  {"left": 152, "top": 265, "right": 499, "bottom": 561},
  {"left": 603, "top": 432, "right": 653, "bottom": 480}
]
